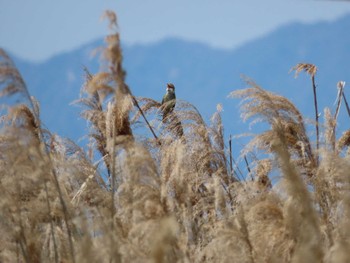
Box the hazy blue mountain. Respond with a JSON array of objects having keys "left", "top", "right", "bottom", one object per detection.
[{"left": 8, "top": 14, "right": 350, "bottom": 145}]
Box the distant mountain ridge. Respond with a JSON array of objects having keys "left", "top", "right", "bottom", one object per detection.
[{"left": 8, "top": 13, "right": 350, "bottom": 143}]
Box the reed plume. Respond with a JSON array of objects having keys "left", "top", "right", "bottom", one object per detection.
[{"left": 1, "top": 10, "right": 350, "bottom": 263}]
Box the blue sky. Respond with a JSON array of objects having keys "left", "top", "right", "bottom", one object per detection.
[{"left": 1, "top": 0, "right": 350, "bottom": 62}]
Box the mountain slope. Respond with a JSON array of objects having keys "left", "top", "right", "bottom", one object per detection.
[{"left": 9, "top": 14, "right": 350, "bottom": 142}]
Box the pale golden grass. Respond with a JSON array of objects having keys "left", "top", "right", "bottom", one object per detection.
[
  {"left": 1, "top": 10, "right": 350, "bottom": 263},
  {"left": 291, "top": 63, "right": 317, "bottom": 78}
]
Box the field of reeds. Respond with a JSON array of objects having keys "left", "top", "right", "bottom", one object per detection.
[{"left": 1, "top": 11, "right": 350, "bottom": 263}]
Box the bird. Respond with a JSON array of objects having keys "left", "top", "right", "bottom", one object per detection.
[{"left": 161, "top": 83, "right": 176, "bottom": 122}]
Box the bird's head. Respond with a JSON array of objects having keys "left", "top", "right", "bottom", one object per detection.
[{"left": 166, "top": 83, "right": 175, "bottom": 93}]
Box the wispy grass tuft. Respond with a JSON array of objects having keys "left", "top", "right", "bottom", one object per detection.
[{"left": 1, "top": 10, "right": 350, "bottom": 263}]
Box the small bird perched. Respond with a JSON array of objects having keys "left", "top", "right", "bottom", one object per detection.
[{"left": 161, "top": 83, "right": 176, "bottom": 121}]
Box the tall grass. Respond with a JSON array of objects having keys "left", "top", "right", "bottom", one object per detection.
[{"left": 1, "top": 10, "right": 350, "bottom": 262}]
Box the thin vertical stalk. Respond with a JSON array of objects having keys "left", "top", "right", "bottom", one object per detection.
[
  {"left": 334, "top": 84, "right": 343, "bottom": 121},
  {"left": 312, "top": 75, "right": 319, "bottom": 165},
  {"left": 229, "top": 135, "right": 233, "bottom": 176},
  {"left": 232, "top": 155, "right": 244, "bottom": 181},
  {"left": 228, "top": 136, "right": 240, "bottom": 182},
  {"left": 342, "top": 90, "right": 350, "bottom": 118}
]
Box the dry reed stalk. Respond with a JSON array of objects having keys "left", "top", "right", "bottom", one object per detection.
[
  {"left": 229, "top": 135, "right": 233, "bottom": 176},
  {"left": 334, "top": 81, "right": 344, "bottom": 121},
  {"left": 339, "top": 81, "right": 350, "bottom": 118},
  {"left": 291, "top": 63, "right": 319, "bottom": 165},
  {"left": 132, "top": 96, "right": 159, "bottom": 141}
]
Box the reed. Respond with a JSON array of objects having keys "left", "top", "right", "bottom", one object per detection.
[{"left": 1, "top": 10, "right": 350, "bottom": 263}]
